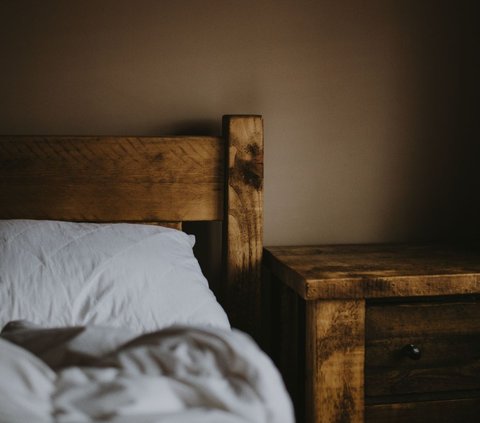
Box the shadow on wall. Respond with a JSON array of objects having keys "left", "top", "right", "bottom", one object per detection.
[
  {"left": 153, "top": 119, "right": 221, "bottom": 137},
  {"left": 458, "top": 0, "right": 480, "bottom": 241},
  {"left": 389, "top": 1, "right": 478, "bottom": 243}
]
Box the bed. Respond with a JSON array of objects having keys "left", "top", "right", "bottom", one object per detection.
[{"left": 0, "top": 115, "right": 294, "bottom": 422}]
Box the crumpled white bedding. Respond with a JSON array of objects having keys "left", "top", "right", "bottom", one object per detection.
[{"left": 0, "top": 321, "right": 294, "bottom": 423}]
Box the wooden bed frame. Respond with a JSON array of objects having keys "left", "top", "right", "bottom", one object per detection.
[{"left": 0, "top": 115, "right": 263, "bottom": 341}]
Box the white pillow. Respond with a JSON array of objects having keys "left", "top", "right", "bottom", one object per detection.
[{"left": 0, "top": 220, "right": 230, "bottom": 333}]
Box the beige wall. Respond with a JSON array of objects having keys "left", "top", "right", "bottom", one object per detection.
[{"left": 0, "top": 0, "right": 476, "bottom": 245}]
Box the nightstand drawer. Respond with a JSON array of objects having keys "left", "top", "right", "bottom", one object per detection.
[
  {"left": 365, "top": 298, "right": 480, "bottom": 398},
  {"left": 264, "top": 244, "right": 480, "bottom": 422},
  {"left": 366, "top": 397, "right": 480, "bottom": 423}
]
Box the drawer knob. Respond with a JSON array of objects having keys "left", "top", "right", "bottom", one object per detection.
[{"left": 402, "top": 344, "right": 422, "bottom": 360}]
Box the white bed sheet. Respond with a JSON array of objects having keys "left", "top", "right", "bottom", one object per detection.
[{"left": 0, "top": 322, "right": 294, "bottom": 423}]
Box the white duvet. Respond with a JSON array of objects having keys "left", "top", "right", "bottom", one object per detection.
[
  {"left": 0, "top": 220, "right": 230, "bottom": 333},
  {"left": 0, "top": 322, "right": 294, "bottom": 423}
]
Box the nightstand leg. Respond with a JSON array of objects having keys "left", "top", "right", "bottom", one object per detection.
[{"left": 306, "top": 299, "right": 365, "bottom": 423}]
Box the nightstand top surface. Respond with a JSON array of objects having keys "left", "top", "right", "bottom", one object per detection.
[{"left": 264, "top": 244, "right": 480, "bottom": 300}]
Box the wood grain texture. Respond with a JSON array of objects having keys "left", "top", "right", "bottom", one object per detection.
[
  {"left": 145, "top": 221, "right": 183, "bottom": 230},
  {"left": 114, "top": 221, "right": 183, "bottom": 229},
  {"left": 222, "top": 116, "right": 263, "bottom": 339},
  {"left": 306, "top": 299, "right": 365, "bottom": 423},
  {"left": 365, "top": 397, "right": 480, "bottom": 423},
  {"left": 264, "top": 244, "right": 480, "bottom": 300},
  {"left": 366, "top": 299, "right": 480, "bottom": 397},
  {"left": 264, "top": 245, "right": 480, "bottom": 423},
  {"left": 0, "top": 136, "right": 224, "bottom": 222},
  {"left": 1, "top": 116, "right": 265, "bottom": 342}
]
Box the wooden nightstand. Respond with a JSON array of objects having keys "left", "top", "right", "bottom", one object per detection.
[{"left": 263, "top": 244, "right": 480, "bottom": 423}]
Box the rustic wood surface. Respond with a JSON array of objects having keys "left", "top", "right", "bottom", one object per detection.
[
  {"left": 1, "top": 115, "right": 264, "bottom": 343},
  {"left": 366, "top": 299, "right": 480, "bottom": 397},
  {"left": 305, "top": 299, "right": 365, "bottom": 423},
  {"left": 264, "top": 245, "right": 480, "bottom": 423},
  {"left": 365, "top": 397, "right": 480, "bottom": 422},
  {"left": 264, "top": 244, "right": 480, "bottom": 300},
  {"left": 222, "top": 115, "right": 263, "bottom": 339},
  {"left": 0, "top": 136, "right": 223, "bottom": 222},
  {"left": 132, "top": 221, "right": 182, "bottom": 230}
]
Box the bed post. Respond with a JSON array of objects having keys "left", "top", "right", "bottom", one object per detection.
[{"left": 222, "top": 115, "right": 264, "bottom": 342}]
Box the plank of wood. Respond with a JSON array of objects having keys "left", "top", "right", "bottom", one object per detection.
[
  {"left": 0, "top": 136, "right": 224, "bottom": 222},
  {"left": 365, "top": 300, "right": 480, "bottom": 397},
  {"left": 222, "top": 115, "right": 263, "bottom": 340},
  {"left": 306, "top": 299, "right": 365, "bottom": 423},
  {"left": 367, "top": 299, "right": 480, "bottom": 338},
  {"left": 365, "top": 397, "right": 480, "bottom": 423},
  {"left": 264, "top": 244, "right": 480, "bottom": 300},
  {"left": 144, "top": 221, "right": 183, "bottom": 230}
]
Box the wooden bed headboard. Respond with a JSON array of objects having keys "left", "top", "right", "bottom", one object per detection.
[{"left": 0, "top": 115, "right": 263, "bottom": 340}]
